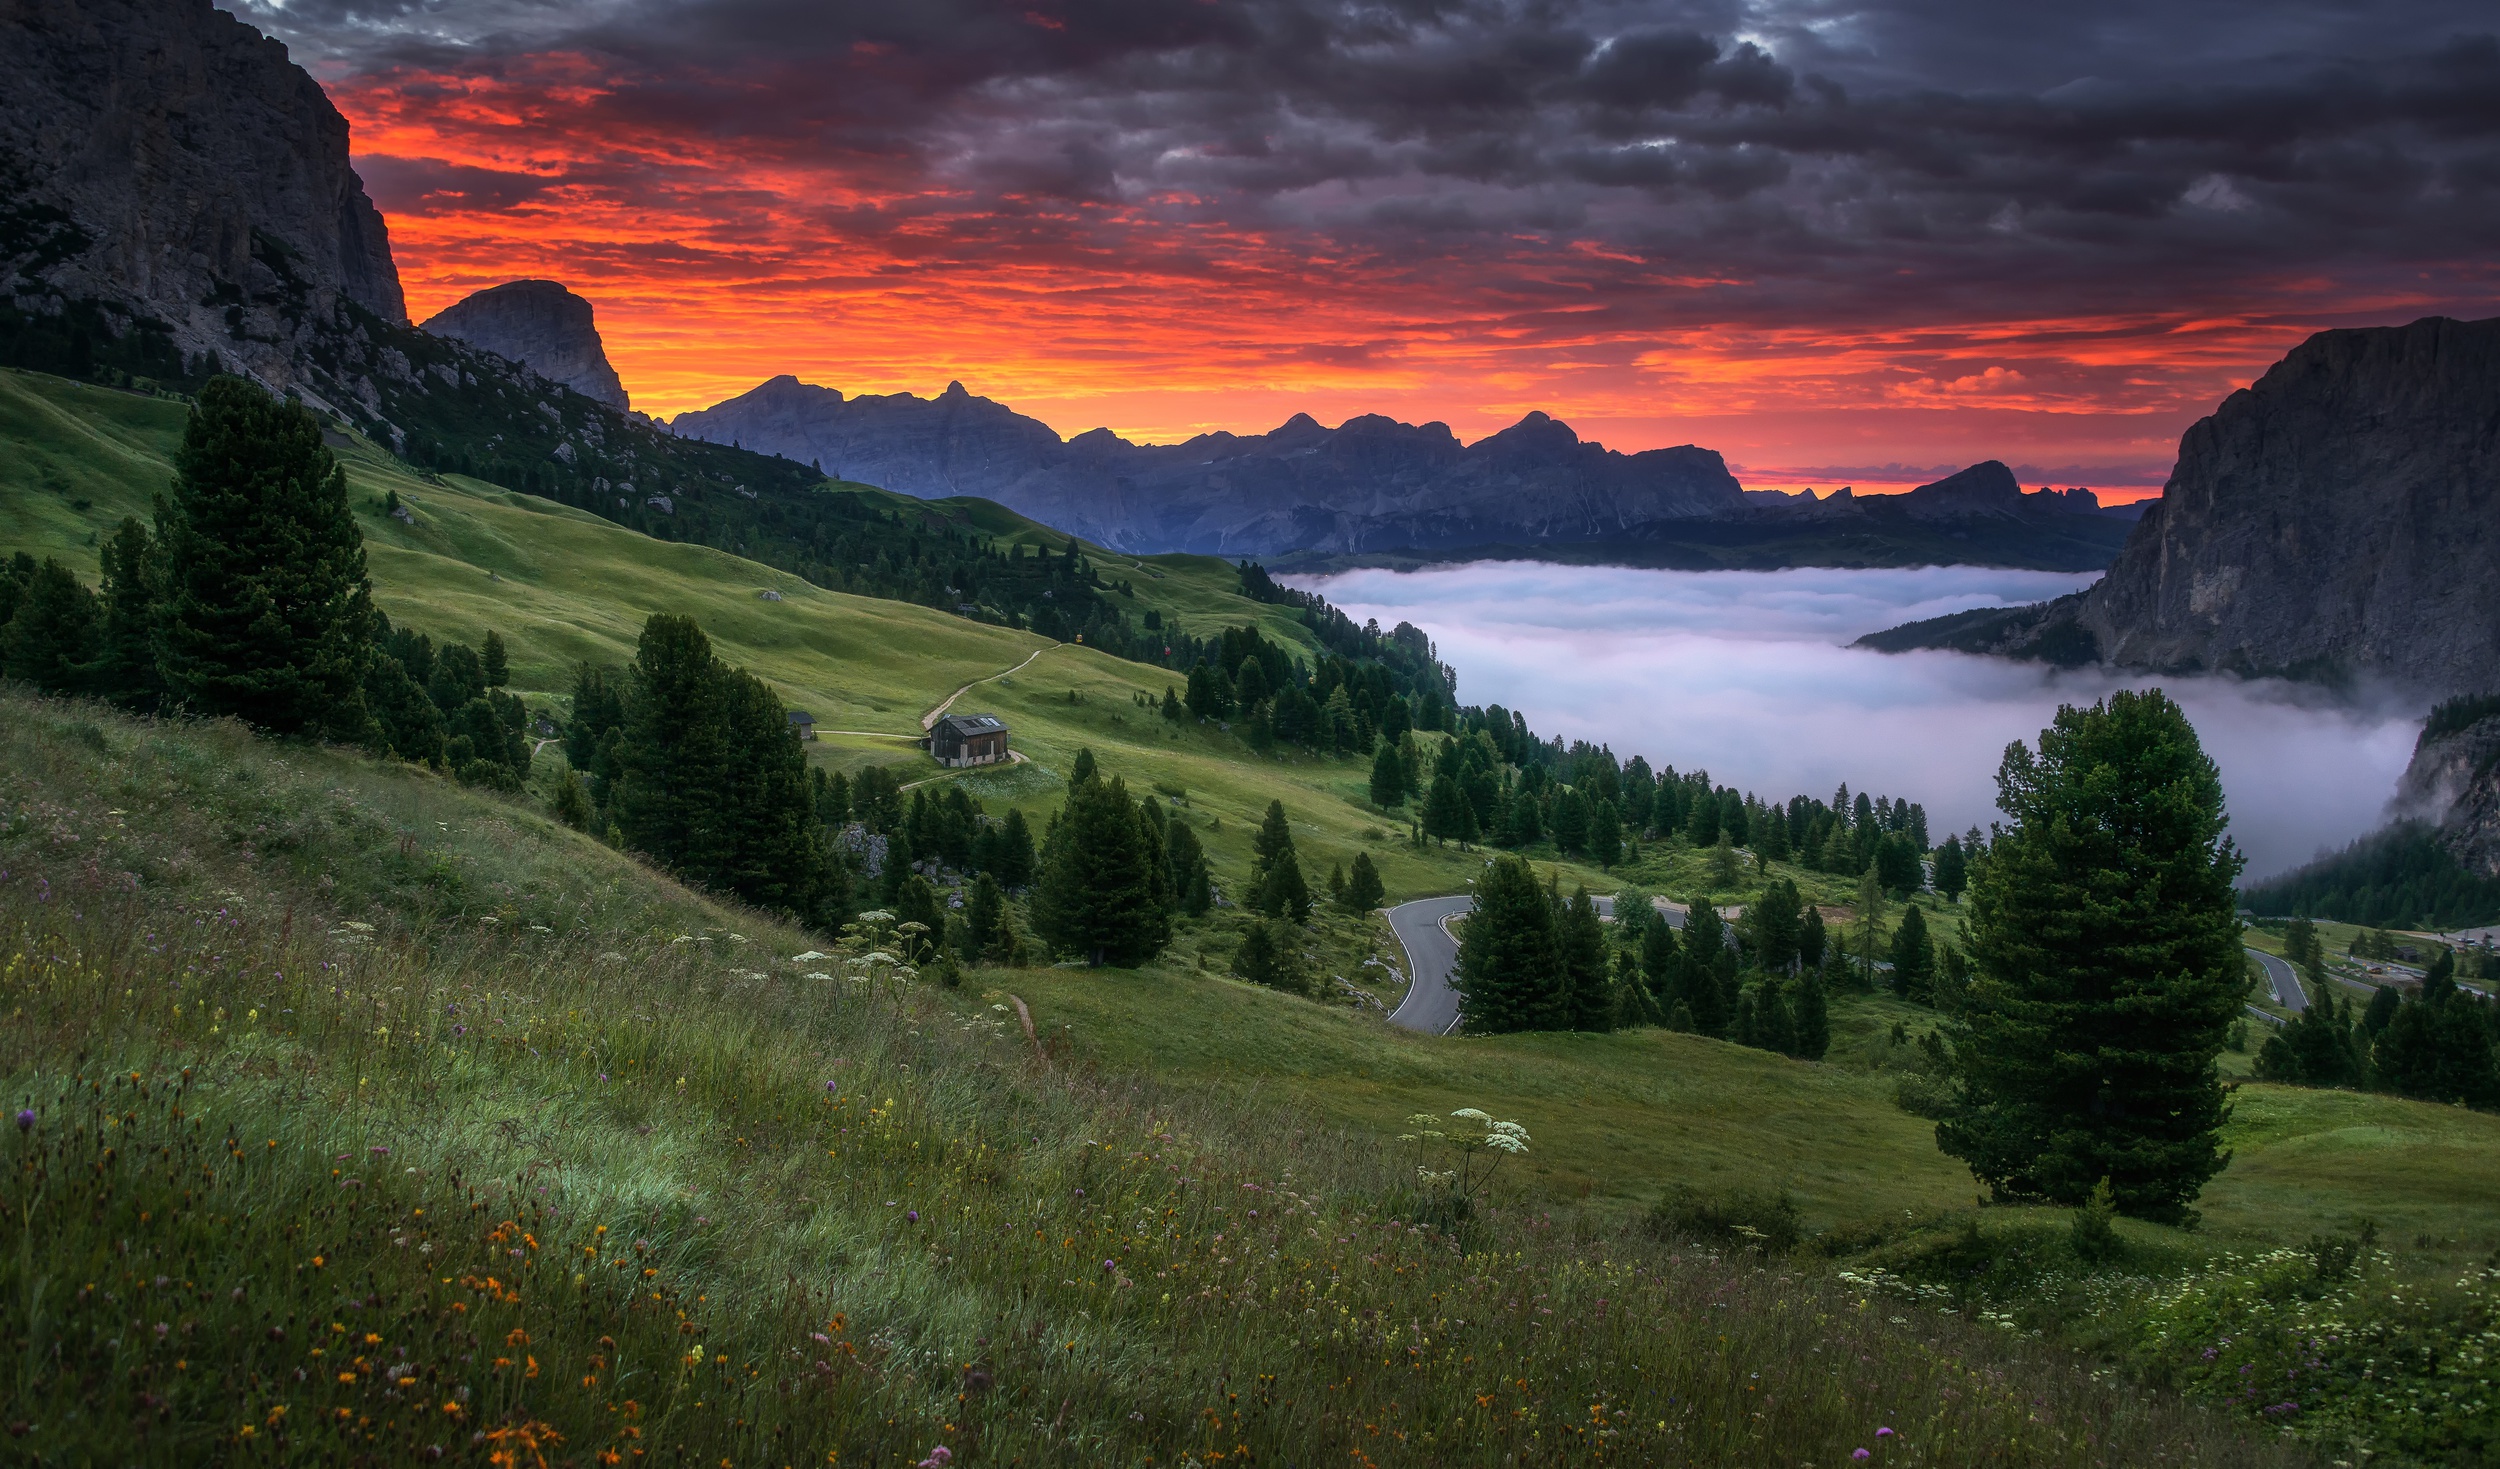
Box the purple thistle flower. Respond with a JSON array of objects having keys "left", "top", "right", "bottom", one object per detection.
[
  {"left": 14, "top": 1109, "right": 32, "bottom": 1133},
  {"left": 906, "top": 1210, "right": 920, "bottom": 1223},
  {"left": 1853, "top": 1452, "right": 1871, "bottom": 1462},
  {"left": 1877, "top": 1427, "right": 1895, "bottom": 1438}
]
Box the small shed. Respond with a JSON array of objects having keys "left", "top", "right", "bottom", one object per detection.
[
  {"left": 928, "top": 713, "right": 1009, "bottom": 768},
  {"left": 788, "top": 710, "right": 817, "bottom": 741}
]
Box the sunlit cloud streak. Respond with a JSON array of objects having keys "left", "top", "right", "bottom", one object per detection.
[
  {"left": 229, "top": 0, "right": 2500, "bottom": 483},
  {"left": 1294, "top": 562, "right": 2422, "bottom": 880}
]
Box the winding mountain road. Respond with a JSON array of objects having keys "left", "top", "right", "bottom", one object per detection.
[
  {"left": 2247, "top": 947, "right": 2308, "bottom": 1013},
  {"left": 1386, "top": 894, "right": 1687, "bottom": 1035}
]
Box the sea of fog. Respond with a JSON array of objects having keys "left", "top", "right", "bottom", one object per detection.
[{"left": 1286, "top": 562, "right": 2423, "bottom": 882}]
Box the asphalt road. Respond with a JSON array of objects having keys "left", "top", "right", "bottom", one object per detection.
[
  {"left": 1385, "top": 894, "right": 1685, "bottom": 1035},
  {"left": 2247, "top": 946, "right": 2308, "bottom": 1013}
]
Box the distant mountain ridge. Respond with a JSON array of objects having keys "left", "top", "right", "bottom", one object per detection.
[{"left": 675, "top": 376, "right": 2135, "bottom": 564}]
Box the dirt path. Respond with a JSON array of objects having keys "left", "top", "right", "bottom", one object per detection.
[{"left": 921, "top": 645, "right": 1053, "bottom": 731}]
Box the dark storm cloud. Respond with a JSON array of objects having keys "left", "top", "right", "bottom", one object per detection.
[{"left": 252, "top": 0, "right": 2500, "bottom": 321}]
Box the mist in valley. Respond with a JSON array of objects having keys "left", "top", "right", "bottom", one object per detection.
[{"left": 1293, "top": 562, "right": 2424, "bottom": 882}]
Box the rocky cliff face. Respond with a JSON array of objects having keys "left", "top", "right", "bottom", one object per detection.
[
  {"left": 2395, "top": 704, "right": 2500, "bottom": 880},
  {"left": 0, "top": 0, "right": 405, "bottom": 394},
  {"left": 2072, "top": 315, "right": 2500, "bottom": 696},
  {"left": 675, "top": 376, "right": 1747, "bottom": 555},
  {"left": 422, "top": 280, "right": 629, "bottom": 412}
]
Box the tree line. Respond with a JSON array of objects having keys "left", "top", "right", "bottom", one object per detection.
[{"left": 2252, "top": 918, "right": 2499, "bottom": 1108}]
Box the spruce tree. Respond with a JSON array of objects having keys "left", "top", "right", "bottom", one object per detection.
[
  {"left": 1681, "top": 903, "right": 1733, "bottom": 1035},
  {"left": 1557, "top": 885, "right": 1612, "bottom": 1031},
  {"left": 1552, "top": 788, "right": 1591, "bottom": 855},
  {"left": 1933, "top": 834, "right": 1969, "bottom": 903},
  {"left": 1791, "top": 969, "right": 1831, "bottom": 1059},
  {"left": 481, "top": 629, "right": 510, "bottom": 687},
  {"left": 89, "top": 518, "right": 160, "bottom": 707},
  {"left": 713, "top": 665, "right": 836, "bottom": 922},
  {"left": 0, "top": 557, "right": 99, "bottom": 693},
  {"left": 1939, "top": 691, "right": 2246, "bottom": 1224},
  {"left": 1166, "top": 820, "right": 1212, "bottom": 915},
  {"left": 610, "top": 614, "right": 730, "bottom": 878},
  {"left": 1233, "top": 918, "right": 1309, "bottom": 994},
  {"left": 964, "top": 872, "right": 1008, "bottom": 960},
  {"left": 1749, "top": 877, "right": 1803, "bottom": 972},
  {"left": 154, "top": 377, "right": 373, "bottom": 739},
  {"left": 1454, "top": 855, "right": 1560, "bottom": 1033},
  {"left": 1639, "top": 908, "right": 1680, "bottom": 1014},
  {"left": 1345, "top": 851, "right": 1386, "bottom": 911},
  {"left": 1032, "top": 774, "right": 1170, "bottom": 966},
  {"left": 1587, "top": 797, "right": 1623, "bottom": 869},
  {"left": 995, "top": 808, "right": 1038, "bottom": 888},
  {"left": 1423, "top": 773, "right": 1474, "bottom": 845},
  {"left": 1370, "top": 742, "right": 1406, "bottom": 808},
  {"left": 1889, "top": 904, "right": 1937, "bottom": 1002}
]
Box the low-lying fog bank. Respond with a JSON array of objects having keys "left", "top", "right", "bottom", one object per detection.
[{"left": 1290, "top": 562, "right": 2421, "bottom": 882}]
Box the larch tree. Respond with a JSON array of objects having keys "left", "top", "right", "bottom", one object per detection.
[{"left": 1938, "top": 690, "right": 2247, "bottom": 1224}]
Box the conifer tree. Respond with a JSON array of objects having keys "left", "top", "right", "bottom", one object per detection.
[
  {"left": 1799, "top": 906, "right": 1827, "bottom": 970},
  {"left": 995, "top": 807, "right": 1038, "bottom": 889},
  {"left": 1166, "top": 820, "right": 1212, "bottom": 914},
  {"left": 1639, "top": 907, "right": 1680, "bottom": 1014},
  {"left": 481, "top": 629, "right": 510, "bottom": 687},
  {"left": 1753, "top": 977, "right": 1796, "bottom": 1054},
  {"left": 1345, "top": 851, "right": 1386, "bottom": 911},
  {"left": 1708, "top": 831, "right": 1740, "bottom": 888},
  {"left": 1557, "top": 885, "right": 1612, "bottom": 1031},
  {"left": 1791, "top": 968, "right": 1831, "bottom": 1060},
  {"left": 894, "top": 874, "right": 948, "bottom": 962},
  {"left": 1233, "top": 918, "right": 1309, "bottom": 994},
  {"left": 1423, "top": 772, "right": 1475, "bottom": 845},
  {"left": 0, "top": 557, "right": 98, "bottom": 693},
  {"left": 712, "top": 664, "right": 838, "bottom": 922},
  {"left": 1933, "top": 833, "right": 1969, "bottom": 902},
  {"left": 1070, "top": 746, "right": 1098, "bottom": 786},
  {"left": 1749, "top": 877, "right": 1804, "bottom": 972},
  {"left": 964, "top": 872, "right": 1008, "bottom": 960},
  {"left": 1370, "top": 741, "right": 1406, "bottom": 808},
  {"left": 1587, "top": 797, "right": 1622, "bottom": 868},
  {"left": 1681, "top": 903, "right": 1733, "bottom": 1035},
  {"left": 1454, "top": 855, "right": 1560, "bottom": 1033},
  {"left": 1032, "top": 774, "right": 1170, "bottom": 966},
  {"left": 1889, "top": 904, "right": 1937, "bottom": 1002},
  {"left": 1939, "top": 691, "right": 2246, "bottom": 1224},
  {"left": 1552, "top": 788, "right": 1591, "bottom": 855},
  {"left": 154, "top": 377, "right": 373, "bottom": 739},
  {"left": 89, "top": 518, "right": 160, "bottom": 707},
  {"left": 553, "top": 769, "right": 593, "bottom": 830},
  {"left": 610, "top": 614, "right": 730, "bottom": 878}
]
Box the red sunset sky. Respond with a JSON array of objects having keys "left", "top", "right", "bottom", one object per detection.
[{"left": 257, "top": 0, "right": 2500, "bottom": 498}]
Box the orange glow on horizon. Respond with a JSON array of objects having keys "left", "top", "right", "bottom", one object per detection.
[{"left": 336, "top": 60, "right": 2490, "bottom": 499}]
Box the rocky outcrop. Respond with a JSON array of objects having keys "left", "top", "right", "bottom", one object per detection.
[
  {"left": 675, "top": 376, "right": 1751, "bottom": 556},
  {"left": 422, "top": 280, "right": 629, "bottom": 411},
  {"left": 1863, "top": 316, "right": 2500, "bottom": 699},
  {"left": 2072, "top": 315, "right": 2500, "bottom": 696},
  {"left": 2396, "top": 702, "right": 2500, "bottom": 880},
  {"left": 0, "top": 0, "right": 405, "bottom": 395}
]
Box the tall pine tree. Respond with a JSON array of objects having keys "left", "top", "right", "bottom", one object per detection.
[
  {"left": 1455, "top": 856, "right": 1560, "bottom": 1033},
  {"left": 154, "top": 377, "right": 373, "bottom": 739},
  {"left": 1556, "top": 884, "right": 1612, "bottom": 1031},
  {"left": 1033, "top": 774, "right": 1171, "bottom": 966},
  {"left": 1939, "top": 691, "right": 2245, "bottom": 1224}
]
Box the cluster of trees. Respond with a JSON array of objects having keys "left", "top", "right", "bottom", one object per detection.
[
  {"left": 1023, "top": 748, "right": 1215, "bottom": 967},
  {"left": 1453, "top": 861, "right": 1833, "bottom": 1060},
  {"left": 1177, "top": 623, "right": 1431, "bottom": 757},
  {"left": 2241, "top": 820, "right": 2500, "bottom": 930},
  {"left": 2254, "top": 943, "right": 2499, "bottom": 1108},
  {"left": 0, "top": 377, "right": 534, "bottom": 790},
  {"left": 1235, "top": 561, "right": 1455, "bottom": 704}
]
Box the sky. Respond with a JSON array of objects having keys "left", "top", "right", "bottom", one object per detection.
[
  {"left": 246, "top": 0, "right": 2500, "bottom": 496},
  {"left": 1292, "top": 562, "right": 2424, "bottom": 879}
]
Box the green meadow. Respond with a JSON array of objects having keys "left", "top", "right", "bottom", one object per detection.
[{"left": 6, "top": 364, "right": 2499, "bottom": 1462}]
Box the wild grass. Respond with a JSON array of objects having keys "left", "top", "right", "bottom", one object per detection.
[{"left": 0, "top": 689, "right": 2305, "bottom": 1466}]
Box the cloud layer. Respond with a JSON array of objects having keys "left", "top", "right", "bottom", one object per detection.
[
  {"left": 1295, "top": 561, "right": 2423, "bottom": 879},
  {"left": 246, "top": 0, "right": 2500, "bottom": 483}
]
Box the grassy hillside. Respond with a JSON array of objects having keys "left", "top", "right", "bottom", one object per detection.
[
  {"left": 0, "top": 690, "right": 2302, "bottom": 1467},
  {"left": 7, "top": 368, "right": 2499, "bottom": 1462}
]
